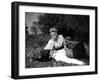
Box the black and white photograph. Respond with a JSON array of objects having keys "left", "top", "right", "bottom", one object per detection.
[
  {"left": 25, "top": 12, "right": 89, "bottom": 68},
  {"left": 11, "top": 1, "right": 97, "bottom": 79}
]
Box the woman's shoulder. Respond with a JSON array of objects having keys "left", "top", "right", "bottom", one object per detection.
[
  {"left": 58, "top": 35, "right": 64, "bottom": 38},
  {"left": 48, "top": 39, "right": 53, "bottom": 43}
]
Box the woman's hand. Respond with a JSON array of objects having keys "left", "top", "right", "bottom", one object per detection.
[{"left": 49, "top": 50, "right": 54, "bottom": 58}]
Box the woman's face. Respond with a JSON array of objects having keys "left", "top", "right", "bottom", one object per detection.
[{"left": 50, "top": 32, "right": 58, "bottom": 41}]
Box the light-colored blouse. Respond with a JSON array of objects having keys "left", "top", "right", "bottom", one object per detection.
[{"left": 44, "top": 35, "right": 66, "bottom": 50}]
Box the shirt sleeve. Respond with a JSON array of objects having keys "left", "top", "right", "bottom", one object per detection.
[{"left": 44, "top": 40, "right": 53, "bottom": 50}]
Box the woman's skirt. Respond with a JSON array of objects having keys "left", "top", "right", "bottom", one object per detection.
[{"left": 52, "top": 48, "right": 73, "bottom": 60}]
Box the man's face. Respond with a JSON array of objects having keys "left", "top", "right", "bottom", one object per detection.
[{"left": 50, "top": 32, "right": 58, "bottom": 41}]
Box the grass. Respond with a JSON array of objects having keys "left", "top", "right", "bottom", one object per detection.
[{"left": 25, "top": 34, "right": 89, "bottom": 68}]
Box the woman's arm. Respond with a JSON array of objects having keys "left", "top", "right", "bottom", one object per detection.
[
  {"left": 44, "top": 40, "right": 53, "bottom": 50},
  {"left": 44, "top": 40, "right": 55, "bottom": 58}
]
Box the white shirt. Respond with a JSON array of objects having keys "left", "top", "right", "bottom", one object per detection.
[{"left": 44, "top": 35, "right": 65, "bottom": 50}]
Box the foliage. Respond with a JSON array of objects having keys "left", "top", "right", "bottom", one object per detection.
[
  {"left": 38, "top": 14, "right": 89, "bottom": 41},
  {"left": 25, "top": 35, "right": 88, "bottom": 68}
]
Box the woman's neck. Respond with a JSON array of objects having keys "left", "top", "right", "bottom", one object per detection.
[{"left": 53, "top": 35, "right": 58, "bottom": 42}]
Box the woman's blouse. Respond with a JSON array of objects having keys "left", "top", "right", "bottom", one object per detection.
[{"left": 44, "top": 35, "right": 66, "bottom": 50}]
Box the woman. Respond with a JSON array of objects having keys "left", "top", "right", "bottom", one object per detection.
[{"left": 44, "top": 27, "right": 85, "bottom": 65}]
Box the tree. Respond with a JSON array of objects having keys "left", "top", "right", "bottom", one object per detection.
[{"left": 38, "top": 13, "right": 89, "bottom": 41}]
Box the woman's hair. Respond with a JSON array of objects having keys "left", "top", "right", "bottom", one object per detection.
[{"left": 50, "top": 27, "right": 58, "bottom": 33}]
